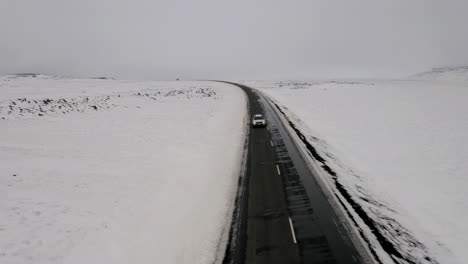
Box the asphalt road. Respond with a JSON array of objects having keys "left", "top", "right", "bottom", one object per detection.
[{"left": 223, "top": 82, "right": 369, "bottom": 264}]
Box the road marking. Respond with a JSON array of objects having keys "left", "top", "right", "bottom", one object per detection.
[
  {"left": 288, "top": 216, "right": 297, "bottom": 244},
  {"left": 270, "top": 140, "right": 273, "bottom": 147},
  {"left": 276, "top": 164, "right": 281, "bottom": 175}
]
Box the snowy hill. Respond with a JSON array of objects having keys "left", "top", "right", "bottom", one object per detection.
[
  {"left": 0, "top": 76, "right": 247, "bottom": 264},
  {"left": 411, "top": 66, "right": 468, "bottom": 82}
]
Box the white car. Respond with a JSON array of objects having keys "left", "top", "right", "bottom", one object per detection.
[{"left": 252, "top": 114, "right": 266, "bottom": 128}]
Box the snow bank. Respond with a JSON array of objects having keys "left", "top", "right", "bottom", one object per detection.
[
  {"left": 0, "top": 76, "right": 247, "bottom": 264},
  {"left": 247, "top": 80, "right": 468, "bottom": 264}
]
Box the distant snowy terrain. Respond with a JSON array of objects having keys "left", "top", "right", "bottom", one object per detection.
[
  {"left": 411, "top": 66, "right": 468, "bottom": 82},
  {"left": 246, "top": 71, "right": 468, "bottom": 264},
  {"left": 0, "top": 75, "right": 246, "bottom": 264}
]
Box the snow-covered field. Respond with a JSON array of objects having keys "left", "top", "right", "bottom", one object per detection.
[
  {"left": 0, "top": 75, "right": 247, "bottom": 264},
  {"left": 246, "top": 71, "right": 468, "bottom": 264}
]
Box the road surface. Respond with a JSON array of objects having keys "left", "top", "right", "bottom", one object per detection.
[{"left": 222, "top": 82, "right": 370, "bottom": 264}]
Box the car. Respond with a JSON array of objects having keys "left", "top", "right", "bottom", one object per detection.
[{"left": 252, "top": 114, "right": 266, "bottom": 128}]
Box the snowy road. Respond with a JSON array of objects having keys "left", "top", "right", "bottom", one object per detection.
[{"left": 223, "top": 83, "right": 371, "bottom": 264}]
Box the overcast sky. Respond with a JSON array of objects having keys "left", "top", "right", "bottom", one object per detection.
[{"left": 1, "top": 0, "right": 468, "bottom": 80}]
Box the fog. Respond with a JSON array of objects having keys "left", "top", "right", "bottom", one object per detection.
[{"left": 1, "top": 0, "right": 468, "bottom": 80}]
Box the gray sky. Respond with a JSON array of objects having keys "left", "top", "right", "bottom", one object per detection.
[{"left": 1, "top": 0, "right": 468, "bottom": 80}]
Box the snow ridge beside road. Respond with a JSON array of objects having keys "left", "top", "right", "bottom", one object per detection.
[{"left": 0, "top": 76, "right": 247, "bottom": 264}]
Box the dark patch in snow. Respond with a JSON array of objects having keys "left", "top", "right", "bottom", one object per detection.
[
  {"left": 12, "top": 73, "right": 38, "bottom": 78},
  {"left": 0, "top": 96, "right": 113, "bottom": 119},
  {"left": 133, "top": 87, "right": 216, "bottom": 101},
  {"left": 272, "top": 101, "right": 438, "bottom": 264},
  {"left": 0, "top": 87, "right": 217, "bottom": 120},
  {"left": 277, "top": 81, "right": 375, "bottom": 89},
  {"left": 333, "top": 192, "right": 384, "bottom": 264},
  {"left": 90, "top": 77, "right": 114, "bottom": 80}
]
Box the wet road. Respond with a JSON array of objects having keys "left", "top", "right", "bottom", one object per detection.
[{"left": 223, "top": 82, "right": 370, "bottom": 264}]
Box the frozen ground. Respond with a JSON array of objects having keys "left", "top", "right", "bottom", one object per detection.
[
  {"left": 0, "top": 75, "right": 247, "bottom": 264},
  {"left": 245, "top": 71, "right": 468, "bottom": 264}
]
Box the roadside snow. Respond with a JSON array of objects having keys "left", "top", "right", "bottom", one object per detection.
[
  {"left": 247, "top": 79, "right": 468, "bottom": 264},
  {"left": 0, "top": 76, "right": 247, "bottom": 264}
]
